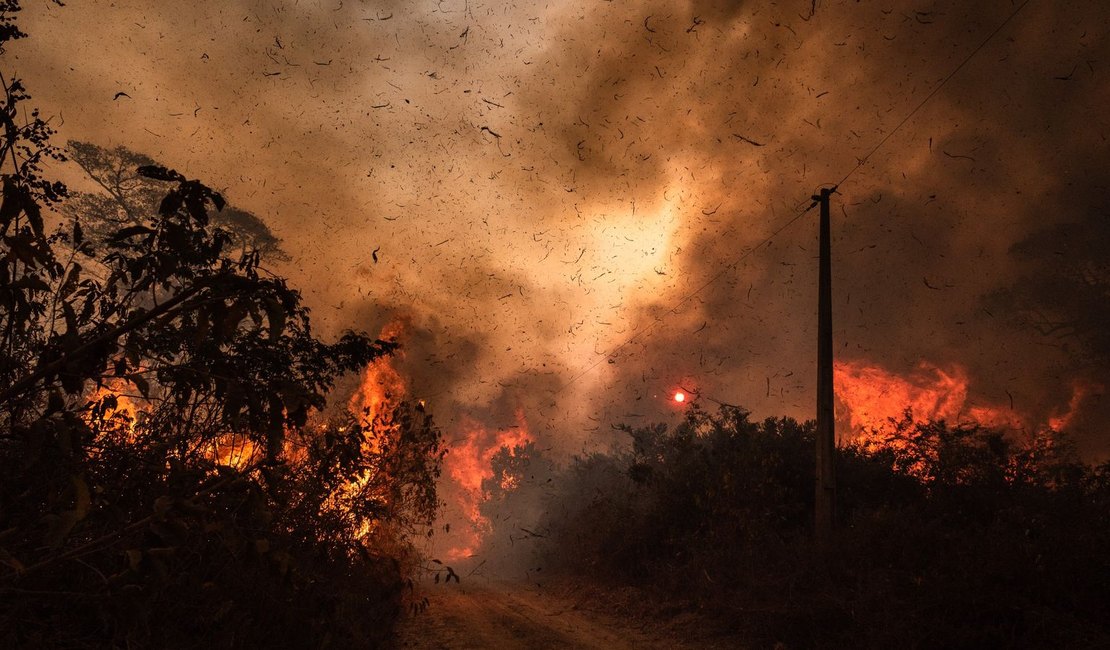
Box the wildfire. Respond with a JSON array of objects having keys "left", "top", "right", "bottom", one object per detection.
[
  {"left": 85, "top": 379, "right": 144, "bottom": 433},
  {"left": 442, "top": 411, "right": 533, "bottom": 559},
  {"left": 1048, "top": 380, "right": 1098, "bottom": 432},
  {"left": 208, "top": 434, "right": 259, "bottom": 469},
  {"left": 338, "top": 320, "right": 410, "bottom": 538},
  {"left": 834, "top": 360, "right": 1023, "bottom": 437},
  {"left": 349, "top": 320, "right": 406, "bottom": 430},
  {"left": 348, "top": 352, "right": 406, "bottom": 454}
]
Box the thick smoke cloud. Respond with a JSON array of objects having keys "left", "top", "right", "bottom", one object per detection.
[{"left": 11, "top": 0, "right": 1110, "bottom": 456}]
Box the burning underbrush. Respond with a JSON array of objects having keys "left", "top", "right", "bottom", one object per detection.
[
  {"left": 439, "top": 414, "right": 535, "bottom": 561},
  {"left": 13, "top": 343, "right": 447, "bottom": 649},
  {"left": 377, "top": 351, "right": 1109, "bottom": 599},
  {"left": 0, "top": 88, "right": 445, "bottom": 644},
  {"left": 835, "top": 360, "right": 1026, "bottom": 435}
]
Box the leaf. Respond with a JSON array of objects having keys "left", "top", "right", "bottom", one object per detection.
[
  {"left": 129, "top": 373, "right": 150, "bottom": 399},
  {"left": 150, "top": 520, "right": 189, "bottom": 546},
  {"left": 159, "top": 190, "right": 184, "bottom": 217},
  {"left": 5, "top": 233, "right": 52, "bottom": 268},
  {"left": 153, "top": 496, "right": 174, "bottom": 519},
  {"left": 62, "top": 301, "right": 77, "bottom": 333},
  {"left": 264, "top": 298, "right": 286, "bottom": 340},
  {"left": 218, "top": 300, "right": 249, "bottom": 340},
  {"left": 184, "top": 193, "right": 209, "bottom": 226},
  {"left": 0, "top": 177, "right": 25, "bottom": 230},
  {"left": 109, "top": 225, "right": 156, "bottom": 242},
  {"left": 23, "top": 199, "right": 44, "bottom": 237},
  {"left": 47, "top": 390, "right": 65, "bottom": 414},
  {"left": 60, "top": 263, "right": 81, "bottom": 299},
  {"left": 125, "top": 548, "right": 143, "bottom": 571},
  {"left": 7, "top": 275, "right": 50, "bottom": 292},
  {"left": 42, "top": 511, "right": 80, "bottom": 547},
  {"left": 137, "top": 165, "right": 184, "bottom": 182}
]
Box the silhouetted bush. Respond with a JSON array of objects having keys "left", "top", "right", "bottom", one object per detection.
[
  {"left": 538, "top": 405, "right": 1110, "bottom": 648},
  {"left": 0, "top": 5, "right": 441, "bottom": 646}
]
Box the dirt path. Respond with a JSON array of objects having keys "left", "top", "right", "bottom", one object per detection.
[{"left": 391, "top": 579, "right": 720, "bottom": 649}]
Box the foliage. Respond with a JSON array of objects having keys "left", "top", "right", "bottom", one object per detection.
[
  {"left": 537, "top": 405, "right": 1110, "bottom": 648},
  {"left": 475, "top": 441, "right": 558, "bottom": 574},
  {"left": 991, "top": 217, "right": 1110, "bottom": 367},
  {"left": 0, "top": 5, "right": 441, "bottom": 646},
  {"left": 63, "top": 141, "right": 289, "bottom": 261}
]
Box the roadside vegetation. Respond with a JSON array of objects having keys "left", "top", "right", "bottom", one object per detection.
[
  {"left": 0, "top": 4, "right": 442, "bottom": 647},
  {"left": 500, "top": 405, "right": 1110, "bottom": 648}
]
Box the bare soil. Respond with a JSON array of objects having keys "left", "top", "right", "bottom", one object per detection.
[{"left": 391, "top": 578, "right": 743, "bottom": 649}]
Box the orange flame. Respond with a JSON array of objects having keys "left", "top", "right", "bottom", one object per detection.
[
  {"left": 84, "top": 378, "right": 146, "bottom": 441},
  {"left": 834, "top": 360, "right": 1022, "bottom": 436},
  {"left": 207, "top": 434, "right": 259, "bottom": 469},
  {"left": 339, "top": 320, "right": 409, "bottom": 538},
  {"left": 349, "top": 356, "right": 406, "bottom": 454},
  {"left": 442, "top": 411, "right": 533, "bottom": 559},
  {"left": 1047, "top": 379, "right": 1099, "bottom": 432}
]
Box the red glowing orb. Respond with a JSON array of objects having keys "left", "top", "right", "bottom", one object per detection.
[{"left": 673, "top": 391, "right": 686, "bottom": 403}]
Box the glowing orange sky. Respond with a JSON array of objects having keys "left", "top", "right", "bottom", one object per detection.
[{"left": 11, "top": 0, "right": 1110, "bottom": 456}]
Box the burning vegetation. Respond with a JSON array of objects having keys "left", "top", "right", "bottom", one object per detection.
[
  {"left": 0, "top": 14, "right": 443, "bottom": 645},
  {"left": 4, "top": 2, "right": 1110, "bottom": 648}
]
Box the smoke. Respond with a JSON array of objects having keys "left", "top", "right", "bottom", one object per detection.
[{"left": 10, "top": 0, "right": 1110, "bottom": 503}]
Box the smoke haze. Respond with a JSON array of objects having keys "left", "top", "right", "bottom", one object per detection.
[{"left": 11, "top": 0, "right": 1109, "bottom": 477}]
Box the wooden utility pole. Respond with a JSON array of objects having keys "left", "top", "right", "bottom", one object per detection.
[{"left": 814, "top": 187, "right": 836, "bottom": 546}]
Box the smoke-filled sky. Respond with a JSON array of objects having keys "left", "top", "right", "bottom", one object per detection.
[{"left": 10, "top": 0, "right": 1110, "bottom": 456}]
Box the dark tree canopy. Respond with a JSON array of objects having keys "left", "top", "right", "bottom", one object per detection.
[
  {"left": 992, "top": 215, "right": 1110, "bottom": 369},
  {"left": 64, "top": 140, "right": 289, "bottom": 261},
  {"left": 0, "top": 4, "right": 442, "bottom": 646}
]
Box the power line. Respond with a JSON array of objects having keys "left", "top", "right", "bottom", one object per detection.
[
  {"left": 835, "top": 0, "right": 1033, "bottom": 188},
  {"left": 553, "top": 0, "right": 1033, "bottom": 395}
]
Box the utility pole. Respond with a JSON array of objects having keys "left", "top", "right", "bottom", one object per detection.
[{"left": 814, "top": 187, "right": 836, "bottom": 547}]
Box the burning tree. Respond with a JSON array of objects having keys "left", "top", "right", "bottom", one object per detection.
[{"left": 0, "top": 4, "right": 441, "bottom": 646}]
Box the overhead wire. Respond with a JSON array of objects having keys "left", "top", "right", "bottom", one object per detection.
[
  {"left": 833, "top": 0, "right": 1033, "bottom": 189},
  {"left": 553, "top": 0, "right": 1034, "bottom": 396}
]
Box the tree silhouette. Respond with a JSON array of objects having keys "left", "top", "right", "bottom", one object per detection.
[
  {"left": 0, "top": 4, "right": 441, "bottom": 645},
  {"left": 64, "top": 140, "right": 289, "bottom": 261},
  {"left": 991, "top": 215, "right": 1110, "bottom": 370}
]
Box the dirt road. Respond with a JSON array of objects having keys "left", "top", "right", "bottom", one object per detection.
[{"left": 392, "top": 579, "right": 733, "bottom": 649}]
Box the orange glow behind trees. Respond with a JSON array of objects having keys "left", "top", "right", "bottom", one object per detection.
[
  {"left": 443, "top": 413, "right": 533, "bottom": 560},
  {"left": 834, "top": 360, "right": 1022, "bottom": 437}
]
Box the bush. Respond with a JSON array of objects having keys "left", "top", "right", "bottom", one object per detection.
[
  {"left": 538, "top": 405, "right": 1110, "bottom": 648},
  {"left": 0, "top": 5, "right": 442, "bottom": 645}
]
